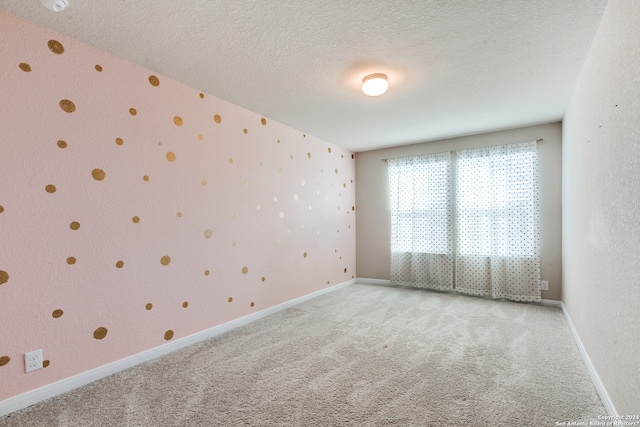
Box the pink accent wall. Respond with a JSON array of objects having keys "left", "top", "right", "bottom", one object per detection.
[{"left": 0, "top": 11, "right": 356, "bottom": 401}]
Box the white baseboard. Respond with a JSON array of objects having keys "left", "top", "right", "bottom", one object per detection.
[
  {"left": 0, "top": 279, "right": 356, "bottom": 418},
  {"left": 355, "top": 277, "right": 392, "bottom": 286},
  {"left": 540, "top": 298, "right": 563, "bottom": 308},
  {"left": 560, "top": 303, "right": 618, "bottom": 417}
]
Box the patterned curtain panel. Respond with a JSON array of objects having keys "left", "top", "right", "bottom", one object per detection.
[
  {"left": 455, "top": 142, "right": 541, "bottom": 302},
  {"left": 388, "top": 152, "right": 453, "bottom": 291},
  {"left": 388, "top": 142, "right": 540, "bottom": 303}
]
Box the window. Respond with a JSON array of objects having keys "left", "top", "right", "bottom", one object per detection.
[{"left": 388, "top": 141, "right": 540, "bottom": 302}]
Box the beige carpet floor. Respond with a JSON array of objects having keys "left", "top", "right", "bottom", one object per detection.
[{"left": 1, "top": 283, "right": 605, "bottom": 426}]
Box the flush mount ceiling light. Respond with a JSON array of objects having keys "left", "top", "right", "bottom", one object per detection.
[
  {"left": 41, "top": 0, "right": 69, "bottom": 12},
  {"left": 362, "top": 73, "right": 388, "bottom": 97}
]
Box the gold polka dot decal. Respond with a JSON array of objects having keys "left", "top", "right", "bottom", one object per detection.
[
  {"left": 95, "top": 65, "right": 102, "bottom": 72},
  {"left": 47, "top": 40, "right": 64, "bottom": 54},
  {"left": 176, "top": 212, "right": 182, "bottom": 218},
  {"left": 19, "top": 63, "right": 31, "bottom": 72},
  {"left": 228, "top": 297, "right": 233, "bottom": 303},
  {"left": 59, "top": 99, "right": 76, "bottom": 113},
  {"left": 115, "top": 137, "right": 123, "bottom": 146},
  {"left": 0, "top": 356, "right": 10, "bottom": 367},
  {"left": 93, "top": 327, "right": 108, "bottom": 340},
  {"left": 173, "top": 116, "right": 183, "bottom": 126},
  {"left": 129, "top": 108, "right": 137, "bottom": 116},
  {"left": 148, "top": 75, "right": 160, "bottom": 86},
  {"left": 199, "top": 93, "right": 204, "bottom": 99},
  {"left": 166, "top": 152, "right": 176, "bottom": 162},
  {"left": 261, "top": 276, "right": 265, "bottom": 282},
  {"left": 351, "top": 154, "right": 355, "bottom": 159},
  {"left": 261, "top": 118, "right": 267, "bottom": 126},
  {"left": 214, "top": 114, "right": 221, "bottom": 123},
  {"left": 0, "top": 270, "right": 9, "bottom": 285},
  {"left": 52, "top": 309, "right": 63, "bottom": 318},
  {"left": 182, "top": 301, "right": 188, "bottom": 308},
  {"left": 70, "top": 221, "right": 80, "bottom": 230},
  {"left": 352, "top": 206, "right": 355, "bottom": 211},
  {"left": 307, "top": 152, "right": 311, "bottom": 158},
  {"left": 116, "top": 260, "right": 124, "bottom": 268},
  {"left": 228, "top": 158, "right": 233, "bottom": 164},
  {"left": 164, "top": 330, "right": 174, "bottom": 341},
  {"left": 250, "top": 302, "right": 255, "bottom": 307},
  {"left": 204, "top": 270, "right": 210, "bottom": 276},
  {"left": 0, "top": 206, "right": 4, "bottom": 214},
  {"left": 242, "top": 266, "right": 248, "bottom": 274},
  {"left": 143, "top": 175, "right": 150, "bottom": 182},
  {"left": 57, "top": 140, "right": 67, "bottom": 149},
  {"left": 43, "top": 360, "right": 50, "bottom": 368},
  {"left": 243, "top": 128, "right": 248, "bottom": 134},
  {"left": 91, "top": 168, "right": 106, "bottom": 181},
  {"left": 132, "top": 216, "right": 140, "bottom": 224},
  {"left": 303, "top": 252, "right": 308, "bottom": 258},
  {"left": 328, "top": 147, "right": 332, "bottom": 153},
  {"left": 344, "top": 268, "right": 347, "bottom": 273},
  {"left": 204, "top": 229, "right": 212, "bottom": 239},
  {"left": 335, "top": 169, "right": 339, "bottom": 174},
  {"left": 201, "top": 180, "right": 207, "bottom": 186},
  {"left": 145, "top": 303, "right": 153, "bottom": 310},
  {"left": 160, "top": 256, "right": 171, "bottom": 266},
  {"left": 66, "top": 257, "right": 76, "bottom": 265},
  {"left": 198, "top": 134, "right": 203, "bottom": 141}
]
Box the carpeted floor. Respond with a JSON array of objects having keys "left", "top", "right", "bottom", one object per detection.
[{"left": 0, "top": 283, "right": 605, "bottom": 426}]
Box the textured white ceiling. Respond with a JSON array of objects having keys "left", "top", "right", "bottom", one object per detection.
[{"left": 1, "top": 0, "right": 608, "bottom": 152}]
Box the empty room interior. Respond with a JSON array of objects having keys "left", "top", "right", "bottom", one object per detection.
[{"left": 1, "top": 0, "right": 638, "bottom": 425}]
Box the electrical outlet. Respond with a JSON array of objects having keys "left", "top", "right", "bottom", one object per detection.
[
  {"left": 540, "top": 280, "right": 549, "bottom": 291},
  {"left": 25, "top": 349, "right": 43, "bottom": 373}
]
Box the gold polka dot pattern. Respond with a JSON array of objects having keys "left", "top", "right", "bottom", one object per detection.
[
  {"left": 91, "top": 168, "right": 106, "bottom": 181},
  {"left": 93, "top": 327, "right": 108, "bottom": 340},
  {"left": 59, "top": 99, "right": 75, "bottom": 113},
  {"left": 47, "top": 40, "right": 64, "bottom": 54},
  {"left": 0, "top": 25, "right": 357, "bottom": 383}
]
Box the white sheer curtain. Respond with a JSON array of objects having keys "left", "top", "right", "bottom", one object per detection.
[
  {"left": 455, "top": 142, "right": 540, "bottom": 302},
  {"left": 388, "top": 141, "right": 541, "bottom": 302},
  {"left": 389, "top": 152, "right": 453, "bottom": 291}
]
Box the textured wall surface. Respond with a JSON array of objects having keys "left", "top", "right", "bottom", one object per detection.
[
  {"left": 562, "top": 0, "right": 640, "bottom": 415},
  {"left": 0, "top": 11, "right": 355, "bottom": 401},
  {"left": 356, "top": 123, "right": 563, "bottom": 300}
]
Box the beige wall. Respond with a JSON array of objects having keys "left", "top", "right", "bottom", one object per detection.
[
  {"left": 562, "top": 0, "right": 640, "bottom": 414},
  {"left": 355, "top": 123, "right": 563, "bottom": 300}
]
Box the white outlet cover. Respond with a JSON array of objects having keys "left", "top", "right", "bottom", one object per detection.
[
  {"left": 540, "top": 280, "right": 549, "bottom": 291},
  {"left": 25, "top": 349, "right": 43, "bottom": 373}
]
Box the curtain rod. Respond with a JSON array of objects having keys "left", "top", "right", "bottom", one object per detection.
[{"left": 380, "top": 138, "right": 543, "bottom": 162}]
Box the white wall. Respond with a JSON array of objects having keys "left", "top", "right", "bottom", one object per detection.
[
  {"left": 356, "top": 123, "right": 563, "bottom": 300},
  {"left": 562, "top": 0, "right": 640, "bottom": 414}
]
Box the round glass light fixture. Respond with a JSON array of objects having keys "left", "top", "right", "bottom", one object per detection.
[{"left": 362, "top": 73, "right": 388, "bottom": 96}]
